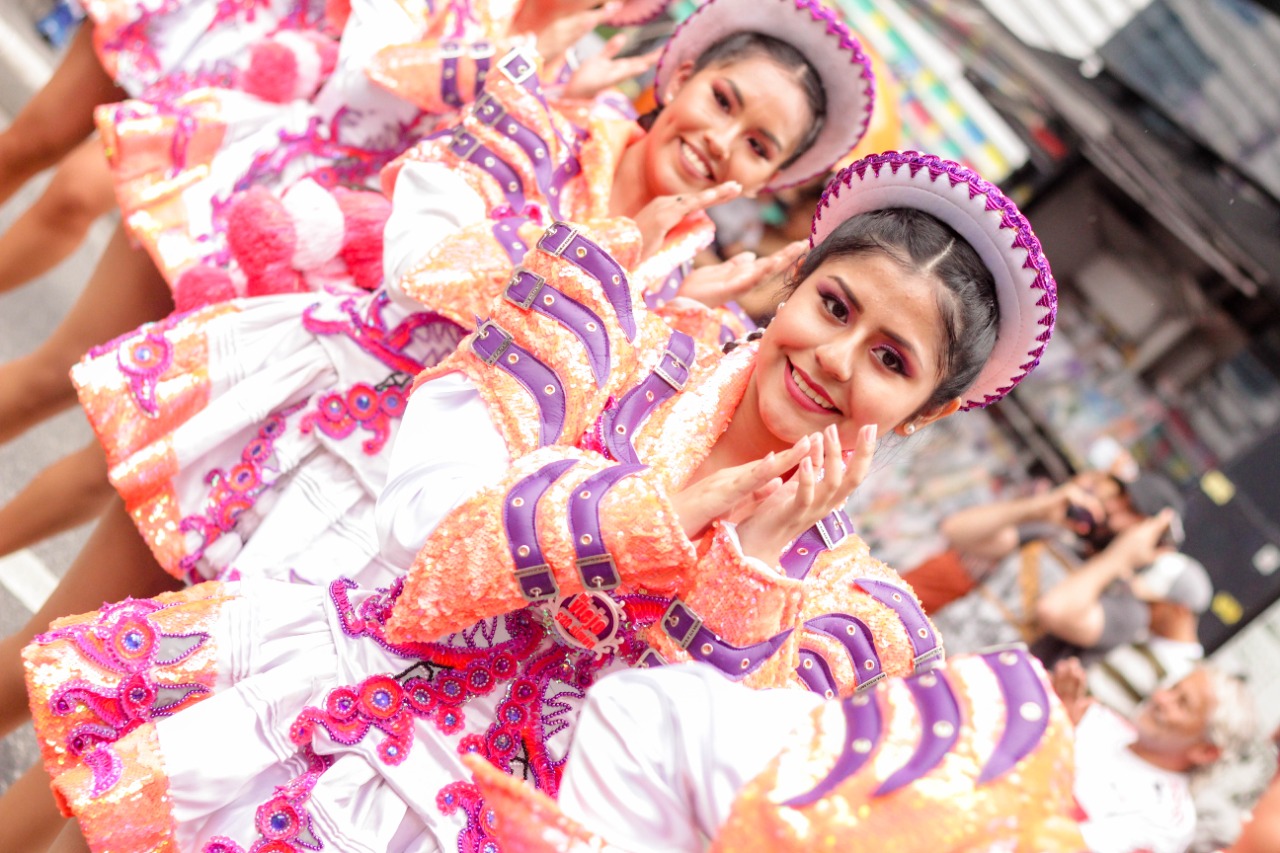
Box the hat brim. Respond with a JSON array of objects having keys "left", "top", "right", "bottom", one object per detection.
[
  {"left": 655, "top": 0, "right": 875, "bottom": 191},
  {"left": 605, "top": 0, "right": 672, "bottom": 27},
  {"left": 811, "top": 151, "right": 1057, "bottom": 409}
]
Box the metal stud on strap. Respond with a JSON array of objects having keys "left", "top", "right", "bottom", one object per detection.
[
  {"left": 513, "top": 564, "right": 558, "bottom": 602},
  {"left": 498, "top": 49, "right": 536, "bottom": 85},
  {"left": 653, "top": 346, "right": 689, "bottom": 391},
  {"left": 575, "top": 553, "right": 620, "bottom": 591},
  {"left": 472, "top": 319, "right": 513, "bottom": 366},
  {"left": 538, "top": 221, "right": 579, "bottom": 258},
  {"left": 661, "top": 600, "right": 703, "bottom": 649},
  {"left": 474, "top": 92, "right": 507, "bottom": 127},
  {"left": 450, "top": 128, "right": 482, "bottom": 160},
  {"left": 503, "top": 268, "right": 546, "bottom": 310}
]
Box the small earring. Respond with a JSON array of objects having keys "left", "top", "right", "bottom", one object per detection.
[
  {"left": 904, "top": 422, "right": 916, "bottom": 435},
  {"left": 776, "top": 301, "right": 786, "bottom": 311}
]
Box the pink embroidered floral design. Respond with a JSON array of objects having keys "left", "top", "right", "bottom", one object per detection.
[
  {"left": 177, "top": 404, "right": 301, "bottom": 581},
  {"left": 36, "top": 598, "right": 213, "bottom": 795},
  {"left": 115, "top": 331, "right": 174, "bottom": 417},
  {"left": 302, "top": 292, "right": 459, "bottom": 375},
  {"left": 202, "top": 749, "right": 333, "bottom": 852},
  {"left": 300, "top": 375, "right": 410, "bottom": 455}
]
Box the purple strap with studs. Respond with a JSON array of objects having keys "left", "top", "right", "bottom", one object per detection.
[
  {"left": 795, "top": 649, "right": 839, "bottom": 697},
  {"left": 567, "top": 464, "right": 647, "bottom": 591},
  {"left": 536, "top": 222, "right": 635, "bottom": 341},
  {"left": 976, "top": 647, "right": 1051, "bottom": 784},
  {"left": 441, "top": 46, "right": 463, "bottom": 109},
  {"left": 473, "top": 92, "right": 565, "bottom": 219},
  {"left": 874, "top": 669, "right": 961, "bottom": 796},
  {"left": 546, "top": 157, "right": 582, "bottom": 214},
  {"left": 492, "top": 219, "right": 530, "bottom": 266},
  {"left": 783, "top": 690, "right": 883, "bottom": 807},
  {"left": 779, "top": 510, "right": 853, "bottom": 580},
  {"left": 803, "top": 613, "right": 884, "bottom": 692},
  {"left": 645, "top": 265, "right": 686, "bottom": 308},
  {"left": 449, "top": 128, "right": 524, "bottom": 211},
  {"left": 855, "top": 578, "right": 943, "bottom": 670},
  {"left": 503, "top": 458, "right": 578, "bottom": 602},
  {"left": 504, "top": 268, "right": 610, "bottom": 388},
  {"left": 603, "top": 331, "right": 694, "bottom": 464},
  {"left": 471, "top": 319, "right": 565, "bottom": 446},
  {"left": 659, "top": 599, "right": 792, "bottom": 680}
]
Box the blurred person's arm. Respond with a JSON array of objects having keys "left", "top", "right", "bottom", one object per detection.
[{"left": 1036, "top": 511, "right": 1172, "bottom": 648}]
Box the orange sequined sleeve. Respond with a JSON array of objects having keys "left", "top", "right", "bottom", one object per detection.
[
  {"left": 384, "top": 445, "right": 696, "bottom": 644},
  {"left": 653, "top": 298, "right": 754, "bottom": 350},
  {"left": 367, "top": 36, "right": 534, "bottom": 115}
]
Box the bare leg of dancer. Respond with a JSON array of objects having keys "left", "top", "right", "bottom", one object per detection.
[
  {"left": 0, "top": 763, "right": 68, "bottom": 853},
  {"left": 0, "top": 138, "right": 116, "bottom": 296},
  {"left": 0, "top": 25, "right": 123, "bottom": 207},
  {"left": 0, "top": 222, "right": 173, "bottom": 446},
  {"left": 47, "top": 822, "right": 89, "bottom": 853},
  {"left": 0, "top": 442, "right": 111, "bottom": 560},
  {"left": 0, "top": 497, "right": 182, "bottom": 739}
]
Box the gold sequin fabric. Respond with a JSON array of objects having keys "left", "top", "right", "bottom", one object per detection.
[
  {"left": 712, "top": 655, "right": 1085, "bottom": 852},
  {"left": 24, "top": 582, "right": 232, "bottom": 784}
]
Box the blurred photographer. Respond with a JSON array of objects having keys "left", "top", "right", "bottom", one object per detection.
[{"left": 920, "top": 468, "right": 1202, "bottom": 666}]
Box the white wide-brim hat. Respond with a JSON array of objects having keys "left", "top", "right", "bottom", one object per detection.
[
  {"left": 654, "top": 0, "right": 875, "bottom": 191},
  {"left": 811, "top": 151, "right": 1057, "bottom": 409}
]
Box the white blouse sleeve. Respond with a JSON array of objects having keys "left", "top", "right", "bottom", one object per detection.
[
  {"left": 557, "top": 664, "right": 822, "bottom": 852},
  {"left": 375, "top": 372, "right": 510, "bottom": 567},
  {"left": 381, "top": 160, "right": 488, "bottom": 304}
]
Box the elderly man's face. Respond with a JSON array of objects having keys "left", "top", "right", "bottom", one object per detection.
[{"left": 1132, "top": 669, "right": 1218, "bottom": 767}]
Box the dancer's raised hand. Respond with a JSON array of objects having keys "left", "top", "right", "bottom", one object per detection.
[
  {"left": 670, "top": 435, "right": 814, "bottom": 541},
  {"left": 564, "top": 34, "right": 660, "bottom": 100},
  {"left": 677, "top": 239, "right": 805, "bottom": 308},
  {"left": 633, "top": 182, "right": 742, "bottom": 260},
  {"left": 736, "top": 423, "right": 877, "bottom": 563}
]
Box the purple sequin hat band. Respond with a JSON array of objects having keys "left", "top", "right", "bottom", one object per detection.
[
  {"left": 810, "top": 151, "right": 1057, "bottom": 409},
  {"left": 654, "top": 0, "right": 875, "bottom": 191}
]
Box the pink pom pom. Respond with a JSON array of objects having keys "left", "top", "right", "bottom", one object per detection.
[
  {"left": 334, "top": 188, "right": 391, "bottom": 291},
  {"left": 173, "top": 264, "right": 237, "bottom": 312},
  {"left": 226, "top": 187, "right": 305, "bottom": 297},
  {"left": 243, "top": 41, "right": 298, "bottom": 104}
]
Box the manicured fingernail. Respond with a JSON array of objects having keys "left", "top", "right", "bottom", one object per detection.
[{"left": 861, "top": 424, "right": 877, "bottom": 446}]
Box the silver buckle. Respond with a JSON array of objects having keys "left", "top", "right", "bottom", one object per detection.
[
  {"left": 503, "top": 269, "right": 545, "bottom": 310},
  {"left": 914, "top": 645, "right": 945, "bottom": 669},
  {"left": 538, "top": 221, "right": 579, "bottom": 258},
  {"left": 472, "top": 319, "right": 513, "bottom": 366},
  {"left": 474, "top": 92, "right": 506, "bottom": 127},
  {"left": 470, "top": 40, "right": 496, "bottom": 59},
  {"left": 438, "top": 40, "right": 465, "bottom": 59},
  {"left": 854, "top": 671, "right": 886, "bottom": 693},
  {"left": 661, "top": 599, "right": 702, "bottom": 650},
  {"left": 513, "top": 564, "right": 557, "bottom": 602},
  {"left": 816, "top": 517, "right": 836, "bottom": 550},
  {"left": 575, "top": 554, "right": 619, "bottom": 591},
  {"left": 636, "top": 648, "right": 667, "bottom": 668},
  {"left": 498, "top": 49, "right": 536, "bottom": 85},
  {"left": 450, "top": 128, "right": 482, "bottom": 160},
  {"left": 654, "top": 349, "right": 689, "bottom": 391}
]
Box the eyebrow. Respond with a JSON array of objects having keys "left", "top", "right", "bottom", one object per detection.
[
  {"left": 832, "top": 275, "right": 922, "bottom": 366},
  {"left": 724, "top": 77, "right": 785, "bottom": 155}
]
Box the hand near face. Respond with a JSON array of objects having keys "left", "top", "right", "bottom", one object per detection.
[
  {"left": 676, "top": 240, "right": 805, "bottom": 309},
  {"left": 734, "top": 423, "right": 876, "bottom": 564},
  {"left": 669, "top": 433, "right": 813, "bottom": 541},
  {"left": 632, "top": 182, "right": 742, "bottom": 260},
  {"left": 563, "top": 34, "right": 660, "bottom": 101},
  {"left": 533, "top": 1, "right": 621, "bottom": 67}
]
